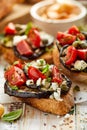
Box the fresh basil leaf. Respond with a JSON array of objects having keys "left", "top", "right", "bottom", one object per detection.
[
  {"left": 42, "top": 64, "right": 49, "bottom": 74},
  {"left": 25, "top": 22, "right": 33, "bottom": 35},
  {"left": 2, "top": 109, "right": 22, "bottom": 122}
]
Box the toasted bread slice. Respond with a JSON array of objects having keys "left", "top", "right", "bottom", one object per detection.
[
  {"left": 52, "top": 45, "right": 60, "bottom": 68},
  {"left": 20, "top": 87, "right": 74, "bottom": 115},
  {"left": 1, "top": 46, "right": 53, "bottom": 64}
]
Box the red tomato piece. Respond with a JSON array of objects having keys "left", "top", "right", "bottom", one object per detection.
[
  {"left": 65, "top": 46, "right": 77, "bottom": 65},
  {"left": 28, "top": 66, "right": 46, "bottom": 82},
  {"left": 77, "top": 49, "right": 87, "bottom": 61},
  {"left": 52, "top": 66, "right": 62, "bottom": 84},
  {"left": 68, "top": 25, "right": 80, "bottom": 35},
  {"left": 28, "top": 28, "right": 41, "bottom": 48},
  {"left": 77, "top": 33, "right": 86, "bottom": 40},
  {"left": 56, "top": 32, "right": 76, "bottom": 46},
  {"left": 4, "top": 66, "right": 26, "bottom": 86},
  {"left": 16, "top": 40, "right": 33, "bottom": 56},
  {"left": 13, "top": 61, "right": 23, "bottom": 69},
  {"left": 4, "top": 23, "right": 16, "bottom": 35}
]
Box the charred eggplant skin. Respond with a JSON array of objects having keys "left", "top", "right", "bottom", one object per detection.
[
  {"left": 61, "top": 74, "right": 72, "bottom": 94},
  {"left": 4, "top": 81, "right": 53, "bottom": 98},
  {"left": 13, "top": 46, "right": 45, "bottom": 60},
  {"left": 13, "top": 40, "right": 53, "bottom": 60},
  {"left": 4, "top": 73, "right": 72, "bottom": 99},
  {"left": 59, "top": 45, "right": 79, "bottom": 72}
]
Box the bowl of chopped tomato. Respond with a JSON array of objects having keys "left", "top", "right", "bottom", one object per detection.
[{"left": 30, "top": 0, "right": 86, "bottom": 36}]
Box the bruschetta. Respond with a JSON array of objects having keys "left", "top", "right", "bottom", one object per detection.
[
  {"left": 4, "top": 59, "right": 74, "bottom": 115},
  {"left": 53, "top": 26, "right": 87, "bottom": 83},
  {"left": 0, "top": 22, "right": 54, "bottom": 64}
]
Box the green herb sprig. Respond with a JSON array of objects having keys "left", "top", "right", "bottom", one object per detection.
[{"left": 2, "top": 109, "right": 22, "bottom": 122}]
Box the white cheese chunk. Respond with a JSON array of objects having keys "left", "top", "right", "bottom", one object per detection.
[
  {"left": 74, "top": 60, "right": 87, "bottom": 70},
  {"left": 49, "top": 65, "right": 54, "bottom": 72},
  {"left": 36, "top": 59, "right": 46, "bottom": 66},
  {"left": 50, "top": 82, "right": 59, "bottom": 90},
  {"left": 13, "top": 35, "right": 27, "bottom": 46},
  {"left": 53, "top": 92, "right": 60, "bottom": 101},
  {"left": 42, "top": 79, "right": 50, "bottom": 88},
  {"left": 36, "top": 78, "right": 42, "bottom": 86},
  {"left": 26, "top": 79, "right": 34, "bottom": 86}
]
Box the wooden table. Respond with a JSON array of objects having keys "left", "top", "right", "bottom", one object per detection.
[
  {"left": 0, "top": 3, "right": 87, "bottom": 130},
  {"left": 0, "top": 57, "right": 87, "bottom": 130}
]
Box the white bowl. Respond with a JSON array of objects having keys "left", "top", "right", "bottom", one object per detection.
[{"left": 30, "top": 0, "right": 87, "bottom": 36}]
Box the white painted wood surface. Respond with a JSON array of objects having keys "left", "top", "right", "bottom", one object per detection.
[{"left": 0, "top": 57, "right": 87, "bottom": 130}]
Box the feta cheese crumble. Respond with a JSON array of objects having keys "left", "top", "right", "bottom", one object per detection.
[
  {"left": 74, "top": 60, "right": 87, "bottom": 70},
  {"left": 13, "top": 35, "right": 27, "bottom": 46},
  {"left": 26, "top": 79, "right": 34, "bottom": 86}
]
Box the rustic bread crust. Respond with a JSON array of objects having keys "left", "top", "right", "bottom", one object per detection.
[
  {"left": 1, "top": 46, "right": 53, "bottom": 64},
  {"left": 20, "top": 87, "right": 74, "bottom": 115},
  {"left": 53, "top": 45, "right": 87, "bottom": 83}
]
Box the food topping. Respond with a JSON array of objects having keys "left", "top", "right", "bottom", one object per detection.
[
  {"left": 16, "top": 40, "right": 33, "bottom": 56},
  {"left": 74, "top": 60, "right": 87, "bottom": 71},
  {"left": 0, "top": 22, "right": 54, "bottom": 60},
  {"left": 65, "top": 46, "right": 77, "bottom": 65},
  {"left": 4, "top": 66, "right": 26, "bottom": 87},
  {"left": 60, "top": 44, "right": 87, "bottom": 71},
  {"left": 4, "top": 59, "right": 71, "bottom": 100},
  {"left": 4, "top": 22, "right": 17, "bottom": 35},
  {"left": 13, "top": 35, "right": 27, "bottom": 46},
  {"left": 56, "top": 25, "right": 86, "bottom": 46},
  {"left": 28, "top": 28, "right": 41, "bottom": 48},
  {"left": 56, "top": 32, "right": 76, "bottom": 46}
]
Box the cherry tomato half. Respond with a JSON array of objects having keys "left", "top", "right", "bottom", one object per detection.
[
  {"left": 56, "top": 32, "right": 76, "bottom": 46},
  {"left": 28, "top": 66, "right": 46, "bottom": 82},
  {"left": 68, "top": 25, "right": 80, "bottom": 35},
  {"left": 4, "top": 66, "right": 26, "bottom": 87},
  {"left": 77, "top": 49, "right": 87, "bottom": 61},
  {"left": 52, "top": 66, "right": 62, "bottom": 84},
  {"left": 28, "top": 28, "right": 41, "bottom": 48},
  {"left": 65, "top": 46, "right": 77, "bottom": 65},
  {"left": 4, "top": 23, "right": 16, "bottom": 35}
]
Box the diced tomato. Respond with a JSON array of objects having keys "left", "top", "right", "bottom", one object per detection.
[
  {"left": 28, "top": 28, "right": 41, "bottom": 48},
  {"left": 28, "top": 66, "right": 46, "bottom": 82},
  {"left": 65, "top": 46, "right": 77, "bottom": 65},
  {"left": 16, "top": 40, "right": 33, "bottom": 56},
  {"left": 4, "top": 66, "right": 26, "bottom": 87},
  {"left": 77, "top": 33, "right": 86, "bottom": 40},
  {"left": 77, "top": 49, "right": 87, "bottom": 61},
  {"left": 56, "top": 32, "right": 76, "bottom": 46},
  {"left": 68, "top": 25, "right": 80, "bottom": 35},
  {"left": 13, "top": 61, "right": 23, "bottom": 69},
  {"left": 4, "top": 23, "right": 16, "bottom": 35},
  {"left": 52, "top": 66, "right": 62, "bottom": 84}
]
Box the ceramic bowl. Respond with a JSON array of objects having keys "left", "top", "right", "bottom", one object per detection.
[{"left": 30, "top": 0, "right": 87, "bottom": 36}]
